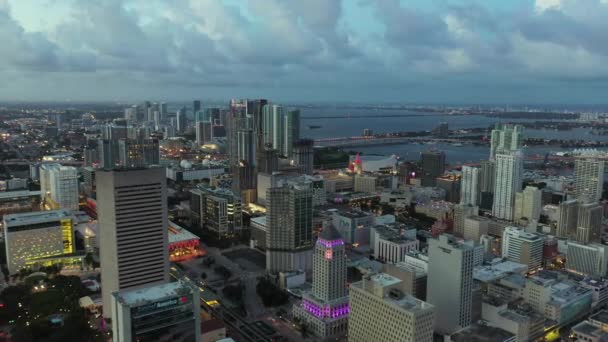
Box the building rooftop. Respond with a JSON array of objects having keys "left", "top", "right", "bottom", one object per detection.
[
  {"left": 572, "top": 321, "right": 604, "bottom": 338},
  {"left": 168, "top": 221, "right": 199, "bottom": 244},
  {"left": 319, "top": 224, "right": 343, "bottom": 241},
  {"left": 250, "top": 216, "right": 267, "bottom": 227},
  {"left": 451, "top": 324, "right": 515, "bottom": 342},
  {"left": 590, "top": 310, "right": 608, "bottom": 325},
  {"left": 3, "top": 209, "right": 72, "bottom": 226},
  {"left": 113, "top": 280, "right": 193, "bottom": 307},
  {"left": 333, "top": 210, "right": 372, "bottom": 219},
  {"left": 368, "top": 273, "right": 401, "bottom": 287},
  {"left": 374, "top": 225, "right": 417, "bottom": 244},
  {"left": 0, "top": 190, "right": 41, "bottom": 201},
  {"left": 473, "top": 259, "right": 528, "bottom": 283}
]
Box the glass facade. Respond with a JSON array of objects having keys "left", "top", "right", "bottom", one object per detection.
[{"left": 131, "top": 296, "right": 197, "bottom": 342}]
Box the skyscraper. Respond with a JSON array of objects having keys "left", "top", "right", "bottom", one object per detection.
[
  {"left": 427, "top": 234, "right": 477, "bottom": 335},
  {"left": 176, "top": 107, "right": 186, "bottom": 133},
  {"left": 453, "top": 204, "right": 478, "bottom": 237},
  {"left": 460, "top": 166, "right": 480, "bottom": 206},
  {"left": 420, "top": 150, "right": 446, "bottom": 187},
  {"left": 556, "top": 199, "right": 579, "bottom": 238},
  {"left": 190, "top": 187, "right": 243, "bottom": 238},
  {"left": 283, "top": 109, "right": 300, "bottom": 157},
  {"left": 492, "top": 151, "right": 524, "bottom": 221},
  {"left": 574, "top": 157, "right": 604, "bottom": 203},
  {"left": 237, "top": 129, "right": 255, "bottom": 165},
  {"left": 513, "top": 186, "right": 542, "bottom": 224},
  {"left": 266, "top": 182, "right": 313, "bottom": 273},
  {"left": 193, "top": 100, "right": 201, "bottom": 114},
  {"left": 349, "top": 273, "right": 435, "bottom": 342},
  {"left": 39, "top": 164, "right": 79, "bottom": 210},
  {"left": 293, "top": 139, "right": 314, "bottom": 175},
  {"left": 293, "top": 225, "right": 349, "bottom": 339},
  {"left": 479, "top": 160, "right": 496, "bottom": 210},
  {"left": 489, "top": 123, "right": 524, "bottom": 160},
  {"left": 159, "top": 102, "right": 167, "bottom": 121},
  {"left": 97, "top": 168, "right": 169, "bottom": 318},
  {"left": 566, "top": 242, "right": 608, "bottom": 278},
  {"left": 577, "top": 202, "right": 604, "bottom": 244}
]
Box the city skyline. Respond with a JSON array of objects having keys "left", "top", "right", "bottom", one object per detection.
[{"left": 1, "top": 0, "right": 608, "bottom": 104}]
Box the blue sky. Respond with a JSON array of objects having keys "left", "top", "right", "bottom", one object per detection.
[{"left": 1, "top": 0, "right": 608, "bottom": 104}]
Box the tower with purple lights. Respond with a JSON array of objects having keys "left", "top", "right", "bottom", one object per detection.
[{"left": 292, "top": 224, "right": 349, "bottom": 339}]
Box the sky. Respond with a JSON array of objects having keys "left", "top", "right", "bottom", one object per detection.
[{"left": 1, "top": 0, "right": 608, "bottom": 104}]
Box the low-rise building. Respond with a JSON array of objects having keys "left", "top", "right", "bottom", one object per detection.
[
  {"left": 331, "top": 210, "right": 374, "bottom": 245},
  {"left": 372, "top": 225, "right": 419, "bottom": 264}
]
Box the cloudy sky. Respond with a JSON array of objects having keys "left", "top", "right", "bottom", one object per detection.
[{"left": 1, "top": 0, "right": 608, "bottom": 104}]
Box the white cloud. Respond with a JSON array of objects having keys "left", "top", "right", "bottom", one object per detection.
[{"left": 535, "top": 0, "right": 562, "bottom": 13}]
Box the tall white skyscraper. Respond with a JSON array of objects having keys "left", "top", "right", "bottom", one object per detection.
[
  {"left": 460, "top": 166, "right": 480, "bottom": 206},
  {"left": 513, "top": 186, "right": 542, "bottom": 223},
  {"left": 97, "top": 168, "right": 169, "bottom": 318},
  {"left": 501, "top": 226, "right": 544, "bottom": 271},
  {"left": 492, "top": 151, "right": 524, "bottom": 221},
  {"left": 574, "top": 158, "right": 604, "bottom": 203},
  {"left": 292, "top": 225, "right": 349, "bottom": 339},
  {"left": 427, "top": 234, "right": 477, "bottom": 335},
  {"left": 576, "top": 202, "right": 604, "bottom": 244},
  {"left": 349, "top": 273, "right": 435, "bottom": 342},
  {"left": 40, "top": 163, "right": 79, "bottom": 210},
  {"left": 489, "top": 123, "right": 524, "bottom": 160}
]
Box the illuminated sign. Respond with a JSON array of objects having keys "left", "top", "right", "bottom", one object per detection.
[
  {"left": 61, "top": 219, "right": 73, "bottom": 254},
  {"left": 325, "top": 249, "right": 333, "bottom": 260}
]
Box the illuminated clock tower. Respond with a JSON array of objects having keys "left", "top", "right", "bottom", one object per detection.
[{"left": 293, "top": 224, "right": 349, "bottom": 339}]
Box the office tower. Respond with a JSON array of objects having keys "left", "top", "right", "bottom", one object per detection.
[
  {"left": 501, "top": 226, "right": 544, "bottom": 271},
  {"left": 269, "top": 104, "right": 285, "bottom": 154},
  {"left": 420, "top": 151, "right": 445, "bottom": 187},
  {"left": 3, "top": 210, "right": 75, "bottom": 273},
  {"left": 195, "top": 121, "right": 212, "bottom": 146},
  {"left": 246, "top": 99, "right": 268, "bottom": 153},
  {"left": 489, "top": 124, "right": 524, "bottom": 160},
  {"left": 266, "top": 183, "right": 313, "bottom": 273},
  {"left": 176, "top": 107, "right": 186, "bottom": 133},
  {"left": 453, "top": 204, "right": 478, "bottom": 237},
  {"left": 577, "top": 202, "right": 604, "bottom": 243},
  {"left": 283, "top": 109, "right": 300, "bottom": 157},
  {"left": 463, "top": 216, "right": 490, "bottom": 243},
  {"left": 293, "top": 139, "right": 314, "bottom": 175},
  {"left": 118, "top": 138, "right": 160, "bottom": 168},
  {"left": 436, "top": 175, "right": 461, "bottom": 203},
  {"left": 460, "top": 166, "right": 480, "bottom": 206},
  {"left": 237, "top": 129, "right": 255, "bottom": 165},
  {"left": 193, "top": 100, "right": 201, "bottom": 114},
  {"left": 513, "top": 186, "right": 542, "bottom": 224},
  {"left": 160, "top": 102, "right": 167, "bottom": 120},
  {"left": 189, "top": 187, "right": 243, "bottom": 238},
  {"left": 427, "top": 234, "right": 476, "bottom": 335},
  {"left": 82, "top": 167, "right": 96, "bottom": 197},
  {"left": 258, "top": 146, "right": 279, "bottom": 174},
  {"left": 479, "top": 160, "right": 496, "bottom": 210},
  {"left": 98, "top": 139, "right": 118, "bottom": 169},
  {"left": 39, "top": 164, "right": 79, "bottom": 210},
  {"left": 292, "top": 225, "right": 349, "bottom": 339},
  {"left": 354, "top": 175, "right": 376, "bottom": 193},
  {"left": 556, "top": 199, "right": 579, "bottom": 238},
  {"left": 566, "top": 242, "right": 608, "bottom": 277},
  {"left": 349, "top": 273, "right": 435, "bottom": 342},
  {"left": 97, "top": 168, "right": 169, "bottom": 318},
  {"left": 492, "top": 151, "right": 524, "bottom": 221},
  {"left": 111, "top": 280, "right": 201, "bottom": 342},
  {"left": 124, "top": 106, "right": 137, "bottom": 123},
  {"left": 574, "top": 157, "right": 604, "bottom": 203}
]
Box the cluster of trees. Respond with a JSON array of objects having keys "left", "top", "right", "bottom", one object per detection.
[
  {"left": 256, "top": 278, "right": 288, "bottom": 307},
  {"left": 1, "top": 275, "right": 103, "bottom": 341}
]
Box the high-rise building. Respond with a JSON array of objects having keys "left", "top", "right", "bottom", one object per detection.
[
  {"left": 427, "top": 234, "right": 477, "bottom": 335},
  {"left": 266, "top": 183, "right": 313, "bottom": 273},
  {"left": 237, "top": 129, "right": 255, "bottom": 165},
  {"left": 566, "top": 242, "right": 608, "bottom": 278},
  {"left": 501, "top": 226, "right": 544, "bottom": 272},
  {"left": 176, "top": 107, "right": 186, "bottom": 133},
  {"left": 160, "top": 102, "right": 167, "bottom": 120},
  {"left": 293, "top": 139, "right": 314, "bottom": 175},
  {"left": 492, "top": 151, "right": 524, "bottom": 221},
  {"left": 349, "top": 273, "right": 435, "bottom": 342},
  {"left": 574, "top": 157, "right": 604, "bottom": 203},
  {"left": 420, "top": 151, "right": 445, "bottom": 187},
  {"left": 111, "top": 280, "right": 201, "bottom": 342},
  {"left": 556, "top": 199, "right": 579, "bottom": 238},
  {"left": 577, "top": 202, "right": 604, "bottom": 244},
  {"left": 189, "top": 187, "right": 242, "bottom": 238},
  {"left": 117, "top": 139, "right": 160, "bottom": 168},
  {"left": 453, "top": 204, "right": 478, "bottom": 237},
  {"left": 39, "top": 164, "right": 79, "bottom": 210},
  {"left": 479, "top": 160, "right": 496, "bottom": 210},
  {"left": 258, "top": 146, "right": 279, "bottom": 174},
  {"left": 97, "top": 168, "right": 169, "bottom": 318},
  {"left": 195, "top": 110, "right": 213, "bottom": 146},
  {"left": 490, "top": 124, "right": 524, "bottom": 160},
  {"left": 513, "top": 186, "right": 542, "bottom": 224},
  {"left": 124, "top": 106, "right": 137, "bottom": 123},
  {"left": 3, "top": 210, "right": 76, "bottom": 273},
  {"left": 193, "top": 100, "right": 201, "bottom": 115},
  {"left": 292, "top": 225, "right": 349, "bottom": 339},
  {"left": 283, "top": 109, "right": 300, "bottom": 157},
  {"left": 460, "top": 166, "right": 480, "bottom": 206},
  {"left": 436, "top": 175, "right": 461, "bottom": 203}
]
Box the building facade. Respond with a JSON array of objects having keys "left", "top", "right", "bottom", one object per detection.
[{"left": 492, "top": 151, "right": 524, "bottom": 221}]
